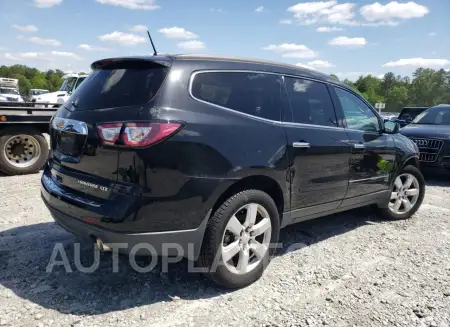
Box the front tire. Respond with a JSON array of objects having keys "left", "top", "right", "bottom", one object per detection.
[
  {"left": 379, "top": 165, "right": 425, "bottom": 220},
  {"left": 0, "top": 126, "right": 49, "bottom": 175},
  {"left": 198, "top": 190, "right": 280, "bottom": 289}
]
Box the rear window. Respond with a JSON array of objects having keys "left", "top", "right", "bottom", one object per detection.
[
  {"left": 66, "top": 63, "right": 169, "bottom": 110},
  {"left": 191, "top": 71, "right": 282, "bottom": 121}
]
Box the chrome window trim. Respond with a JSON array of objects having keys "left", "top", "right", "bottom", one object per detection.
[
  {"left": 281, "top": 121, "right": 345, "bottom": 131},
  {"left": 188, "top": 69, "right": 346, "bottom": 132}
]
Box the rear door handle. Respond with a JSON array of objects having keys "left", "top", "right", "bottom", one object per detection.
[
  {"left": 354, "top": 143, "right": 365, "bottom": 149},
  {"left": 293, "top": 142, "right": 310, "bottom": 148}
]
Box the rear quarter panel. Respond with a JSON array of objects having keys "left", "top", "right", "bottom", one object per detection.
[{"left": 117, "top": 60, "right": 290, "bottom": 230}]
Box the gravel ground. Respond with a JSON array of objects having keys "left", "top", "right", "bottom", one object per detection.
[{"left": 0, "top": 172, "right": 449, "bottom": 327}]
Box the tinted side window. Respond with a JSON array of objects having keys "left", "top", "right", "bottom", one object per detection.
[
  {"left": 191, "top": 72, "right": 282, "bottom": 121},
  {"left": 284, "top": 77, "right": 337, "bottom": 127},
  {"left": 334, "top": 87, "right": 380, "bottom": 132}
]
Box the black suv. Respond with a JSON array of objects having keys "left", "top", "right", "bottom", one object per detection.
[
  {"left": 41, "top": 55, "right": 425, "bottom": 288},
  {"left": 400, "top": 104, "right": 450, "bottom": 173}
]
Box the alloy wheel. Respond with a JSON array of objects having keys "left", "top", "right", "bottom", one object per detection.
[
  {"left": 389, "top": 173, "right": 420, "bottom": 214},
  {"left": 221, "top": 203, "right": 272, "bottom": 275}
]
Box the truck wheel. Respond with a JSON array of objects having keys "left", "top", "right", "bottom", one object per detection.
[{"left": 0, "top": 126, "right": 49, "bottom": 175}]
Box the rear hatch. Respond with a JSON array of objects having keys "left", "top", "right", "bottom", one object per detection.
[{"left": 49, "top": 57, "right": 171, "bottom": 197}]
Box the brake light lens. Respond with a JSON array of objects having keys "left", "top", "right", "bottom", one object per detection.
[
  {"left": 97, "top": 122, "right": 181, "bottom": 147},
  {"left": 97, "top": 123, "right": 122, "bottom": 145}
]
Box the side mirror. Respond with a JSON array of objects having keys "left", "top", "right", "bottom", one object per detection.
[{"left": 384, "top": 121, "right": 400, "bottom": 134}]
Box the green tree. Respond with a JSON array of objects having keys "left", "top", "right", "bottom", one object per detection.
[
  {"left": 381, "top": 72, "right": 396, "bottom": 97},
  {"left": 330, "top": 74, "right": 339, "bottom": 81},
  {"left": 15, "top": 75, "right": 32, "bottom": 95},
  {"left": 386, "top": 85, "right": 409, "bottom": 111},
  {"left": 409, "top": 68, "right": 446, "bottom": 106},
  {"left": 30, "top": 75, "right": 48, "bottom": 90}
]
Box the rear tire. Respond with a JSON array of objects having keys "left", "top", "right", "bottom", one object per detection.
[
  {"left": 379, "top": 165, "right": 425, "bottom": 220},
  {"left": 0, "top": 126, "right": 49, "bottom": 176},
  {"left": 198, "top": 189, "right": 280, "bottom": 289}
]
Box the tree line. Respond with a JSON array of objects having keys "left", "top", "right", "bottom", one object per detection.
[
  {"left": 331, "top": 68, "right": 450, "bottom": 112},
  {"left": 0, "top": 65, "right": 87, "bottom": 96},
  {"left": 1, "top": 64, "right": 449, "bottom": 111}
]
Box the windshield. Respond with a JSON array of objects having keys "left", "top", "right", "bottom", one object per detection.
[
  {"left": 0, "top": 88, "right": 19, "bottom": 95},
  {"left": 31, "top": 90, "right": 49, "bottom": 95},
  {"left": 398, "top": 107, "right": 427, "bottom": 122},
  {"left": 59, "top": 77, "right": 78, "bottom": 92},
  {"left": 74, "top": 77, "right": 86, "bottom": 90},
  {"left": 66, "top": 63, "right": 169, "bottom": 111},
  {"left": 412, "top": 107, "right": 450, "bottom": 125}
]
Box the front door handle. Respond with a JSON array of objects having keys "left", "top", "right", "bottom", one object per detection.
[
  {"left": 293, "top": 142, "right": 310, "bottom": 148},
  {"left": 354, "top": 143, "right": 365, "bottom": 149}
]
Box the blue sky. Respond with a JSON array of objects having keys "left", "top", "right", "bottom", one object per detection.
[{"left": 0, "top": 0, "right": 449, "bottom": 80}]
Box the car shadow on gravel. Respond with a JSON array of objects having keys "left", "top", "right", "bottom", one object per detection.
[
  {"left": 423, "top": 172, "right": 450, "bottom": 187},
  {"left": 0, "top": 207, "right": 385, "bottom": 315}
]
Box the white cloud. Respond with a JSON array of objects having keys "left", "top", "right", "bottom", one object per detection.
[
  {"left": 328, "top": 36, "right": 366, "bottom": 46},
  {"left": 129, "top": 25, "right": 148, "bottom": 32},
  {"left": 361, "top": 20, "right": 399, "bottom": 26},
  {"left": 1, "top": 51, "right": 83, "bottom": 61},
  {"left": 12, "top": 25, "right": 38, "bottom": 32},
  {"left": 287, "top": 1, "right": 357, "bottom": 26},
  {"left": 177, "top": 40, "right": 205, "bottom": 50},
  {"left": 51, "top": 51, "right": 83, "bottom": 60},
  {"left": 335, "top": 71, "right": 378, "bottom": 80},
  {"left": 98, "top": 31, "right": 146, "bottom": 45},
  {"left": 95, "top": 0, "right": 160, "bottom": 10},
  {"left": 19, "top": 52, "right": 42, "bottom": 58},
  {"left": 210, "top": 8, "right": 226, "bottom": 13},
  {"left": 280, "top": 19, "right": 293, "bottom": 24},
  {"left": 78, "top": 44, "right": 111, "bottom": 51},
  {"left": 295, "top": 63, "right": 315, "bottom": 70},
  {"left": 255, "top": 6, "right": 264, "bottom": 12},
  {"left": 360, "top": 1, "right": 429, "bottom": 22},
  {"left": 17, "top": 35, "right": 61, "bottom": 46},
  {"left": 286, "top": 1, "right": 428, "bottom": 27},
  {"left": 309, "top": 60, "right": 335, "bottom": 68},
  {"left": 428, "top": 32, "right": 436, "bottom": 37},
  {"left": 317, "top": 26, "right": 343, "bottom": 32},
  {"left": 34, "top": 0, "right": 62, "bottom": 8},
  {"left": 263, "top": 43, "right": 318, "bottom": 59},
  {"left": 321, "top": 3, "right": 356, "bottom": 25},
  {"left": 383, "top": 58, "right": 450, "bottom": 68},
  {"left": 3, "top": 53, "right": 20, "bottom": 60},
  {"left": 158, "top": 27, "right": 198, "bottom": 40},
  {"left": 296, "top": 60, "right": 335, "bottom": 70},
  {"left": 288, "top": 1, "right": 337, "bottom": 16}
]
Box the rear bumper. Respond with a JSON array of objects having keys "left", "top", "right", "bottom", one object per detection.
[{"left": 41, "top": 178, "right": 209, "bottom": 260}]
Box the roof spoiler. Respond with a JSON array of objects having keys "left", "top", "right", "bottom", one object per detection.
[{"left": 91, "top": 56, "right": 172, "bottom": 70}]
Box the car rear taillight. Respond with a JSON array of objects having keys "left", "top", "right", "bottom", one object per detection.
[
  {"left": 97, "top": 122, "right": 182, "bottom": 147},
  {"left": 97, "top": 123, "right": 122, "bottom": 145}
]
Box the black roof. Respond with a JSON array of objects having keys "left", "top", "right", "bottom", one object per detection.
[{"left": 91, "top": 54, "right": 351, "bottom": 91}]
